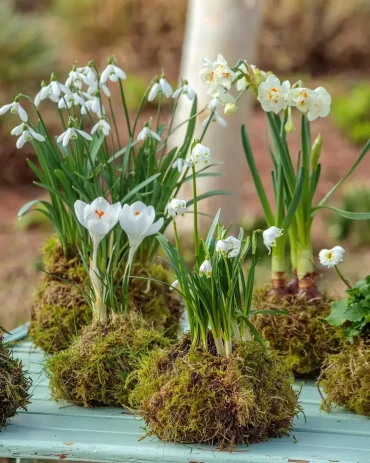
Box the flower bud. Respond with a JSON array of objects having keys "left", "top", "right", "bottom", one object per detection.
[
  {"left": 311, "top": 134, "right": 322, "bottom": 170},
  {"left": 224, "top": 103, "right": 238, "bottom": 115}
]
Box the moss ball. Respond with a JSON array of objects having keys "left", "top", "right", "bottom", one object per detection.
[
  {"left": 252, "top": 287, "right": 342, "bottom": 378},
  {"left": 46, "top": 315, "right": 170, "bottom": 408},
  {"left": 130, "top": 334, "right": 301, "bottom": 447},
  {"left": 0, "top": 333, "right": 32, "bottom": 429},
  {"left": 320, "top": 339, "right": 370, "bottom": 416}
]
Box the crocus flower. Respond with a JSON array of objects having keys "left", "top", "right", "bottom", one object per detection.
[
  {"left": 100, "top": 64, "right": 126, "bottom": 83},
  {"left": 137, "top": 126, "right": 161, "bottom": 142},
  {"left": 172, "top": 158, "right": 190, "bottom": 173},
  {"left": 172, "top": 82, "right": 195, "bottom": 101},
  {"left": 57, "top": 127, "right": 92, "bottom": 147},
  {"left": 58, "top": 92, "right": 85, "bottom": 109},
  {"left": 258, "top": 74, "right": 290, "bottom": 114},
  {"left": 307, "top": 87, "right": 331, "bottom": 122},
  {"left": 0, "top": 100, "right": 28, "bottom": 122},
  {"left": 319, "top": 246, "right": 345, "bottom": 268},
  {"left": 263, "top": 226, "right": 283, "bottom": 254},
  {"left": 148, "top": 77, "right": 173, "bottom": 101},
  {"left": 216, "top": 236, "right": 241, "bottom": 258},
  {"left": 11, "top": 123, "right": 45, "bottom": 149},
  {"left": 167, "top": 198, "right": 187, "bottom": 217},
  {"left": 190, "top": 143, "right": 212, "bottom": 164},
  {"left": 287, "top": 87, "right": 313, "bottom": 113},
  {"left": 199, "top": 259, "right": 212, "bottom": 278},
  {"left": 91, "top": 119, "right": 111, "bottom": 136}
]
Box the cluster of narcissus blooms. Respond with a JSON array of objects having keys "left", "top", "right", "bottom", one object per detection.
[{"left": 200, "top": 54, "right": 331, "bottom": 122}]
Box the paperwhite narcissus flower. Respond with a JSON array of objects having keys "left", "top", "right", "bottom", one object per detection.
[
  {"left": 190, "top": 143, "right": 212, "bottom": 164},
  {"left": 119, "top": 201, "right": 164, "bottom": 256},
  {"left": 57, "top": 127, "right": 93, "bottom": 147},
  {"left": 100, "top": 64, "right": 126, "bottom": 83},
  {"left": 0, "top": 101, "right": 28, "bottom": 122},
  {"left": 137, "top": 126, "right": 161, "bottom": 142},
  {"left": 199, "top": 260, "right": 212, "bottom": 278},
  {"left": 148, "top": 77, "right": 173, "bottom": 101},
  {"left": 172, "top": 83, "right": 196, "bottom": 101},
  {"left": 172, "top": 158, "right": 190, "bottom": 173},
  {"left": 263, "top": 226, "right": 283, "bottom": 254},
  {"left": 167, "top": 198, "right": 187, "bottom": 217},
  {"left": 319, "top": 246, "right": 345, "bottom": 268},
  {"left": 216, "top": 236, "right": 241, "bottom": 258},
  {"left": 11, "top": 123, "right": 46, "bottom": 149},
  {"left": 58, "top": 92, "right": 85, "bottom": 109},
  {"left": 258, "top": 75, "right": 290, "bottom": 114},
  {"left": 91, "top": 119, "right": 111, "bottom": 136},
  {"left": 287, "top": 87, "right": 313, "bottom": 113},
  {"left": 307, "top": 87, "right": 331, "bottom": 122},
  {"left": 200, "top": 54, "right": 235, "bottom": 91},
  {"left": 208, "top": 84, "right": 235, "bottom": 105}
]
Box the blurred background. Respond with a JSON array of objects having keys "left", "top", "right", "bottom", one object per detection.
[{"left": 2, "top": 0, "right": 370, "bottom": 330}]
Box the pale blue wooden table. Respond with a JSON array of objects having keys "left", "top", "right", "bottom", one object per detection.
[{"left": 1, "top": 324, "right": 370, "bottom": 463}]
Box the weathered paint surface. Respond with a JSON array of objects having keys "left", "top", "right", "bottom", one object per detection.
[{"left": 0, "top": 325, "right": 368, "bottom": 463}]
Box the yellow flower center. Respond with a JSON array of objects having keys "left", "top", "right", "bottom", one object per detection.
[
  {"left": 95, "top": 210, "right": 105, "bottom": 219},
  {"left": 327, "top": 252, "right": 334, "bottom": 260}
]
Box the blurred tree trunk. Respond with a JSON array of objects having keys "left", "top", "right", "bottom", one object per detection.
[{"left": 172, "top": 0, "right": 262, "bottom": 232}]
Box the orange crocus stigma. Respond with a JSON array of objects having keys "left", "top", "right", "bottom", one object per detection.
[
  {"left": 134, "top": 211, "right": 141, "bottom": 216},
  {"left": 95, "top": 209, "right": 105, "bottom": 219}
]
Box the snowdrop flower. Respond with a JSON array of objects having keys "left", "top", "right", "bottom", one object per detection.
[
  {"left": 167, "top": 198, "right": 187, "bottom": 217},
  {"left": 202, "top": 99, "right": 227, "bottom": 127},
  {"left": 100, "top": 64, "right": 126, "bottom": 83},
  {"left": 172, "top": 158, "right": 190, "bottom": 173},
  {"left": 263, "top": 226, "right": 283, "bottom": 254},
  {"left": 81, "top": 95, "right": 104, "bottom": 117},
  {"left": 190, "top": 143, "right": 212, "bottom": 165},
  {"left": 39, "top": 77, "right": 69, "bottom": 103},
  {"left": 172, "top": 81, "right": 195, "bottom": 101},
  {"left": 91, "top": 118, "right": 111, "bottom": 136},
  {"left": 119, "top": 201, "right": 163, "bottom": 257},
  {"left": 0, "top": 100, "right": 28, "bottom": 122},
  {"left": 199, "top": 260, "right": 212, "bottom": 278},
  {"left": 216, "top": 236, "right": 241, "bottom": 258},
  {"left": 77, "top": 65, "right": 97, "bottom": 86},
  {"left": 319, "top": 246, "right": 345, "bottom": 268},
  {"left": 11, "top": 123, "right": 45, "bottom": 149},
  {"left": 258, "top": 75, "right": 290, "bottom": 114},
  {"left": 307, "top": 87, "right": 331, "bottom": 122},
  {"left": 58, "top": 92, "right": 85, "bottom": 109},
  {"left": 137, "top": 126, "right": 161, "bottom": 142},
  {"left": 287, "top": 87, "right": 313, "bottom": 113},
  {"left": 57, "top": 127, "right": 92, "bottom": 147},
  {"left": 65, "top": 68, "right": 84, "bottom": 90},
  {"left": 148, "top": 77, "right": 173, "bottom": 101},
  {"left": 170, "top": 279, "right": 179, "bottom": 291},
  {"left": 85, "top": 80, "right": 111, "bottom": 98},
  {"left": 34, "top": 82, "right": 60, "bottom": 106}
]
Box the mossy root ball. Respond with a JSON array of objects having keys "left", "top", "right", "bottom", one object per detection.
[
  {"left": 320, "top": 339, "right": 370, "bottom": 416},
  {"left": 30, "top": 236, "right": 183, "bottom": 354},
  {"left": 130, "top": 334, "right": 301, "bottom": 447},
  {"left": 0, "top": 333, "right": 32, "bottom": 429},
  {"left": 46, "top": 315, "right": 170, "bottom": 408},
  {"left": 252, "top": 287, "right": 341, "bottom": 378}
]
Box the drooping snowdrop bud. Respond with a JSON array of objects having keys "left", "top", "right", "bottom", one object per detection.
[
  {"left": 172, "top": 158, "right": 190, "bottom": 173},
  {"left": 100, "top": 64, "right": 126, "bottom": 83},
  {"left": 257, "top": 75, "right": 290, "bottom": 114},
  {"left": 287, "top": 87, "right": 313, "bottom": 113},
  {"left": 0, "top": 99, "right": 28, "bottom": 122},
  {"left": 216, "top": 236, "right": 241, "bottom": 258},
  {"left": 167, "top": 198, "right": 187, "bottom": 217},
  {"left": 199, "top": 259, "right": 212, "bottom": 278},
  {"left": 263, "top": 226, "right": 283, "bottom": 254},
  {"left": 58, "top": 92, "right": 85, "bottom": 109},
  {"left": 190, "top": 143, "right": 212, "bottom": 165},
  {"left": 148, "top": 75, "right": 173, "bottom": 101},
  {"left": 57, "top": 126, "right": 92, "bottom": 147},
  {"left": 137, "top": 126, "right": 161, "bottom": 142},
  {"left": 319, "top": 246, "right": 345, "bottom": 268},
  {"left": 307, "top": 87, "right": 331, "bottom": 122},
  {"left": 11, "top": 123, "right": 45, "bottom": 149},
  {"left": 172, "top": 80, "right": 196, "bottom": 101},
  {"left": 91, "top": 118, "right": 111, "bottom": 136},
  {"left": 203, "top": 97, "right": 227, "bottom": 126}
]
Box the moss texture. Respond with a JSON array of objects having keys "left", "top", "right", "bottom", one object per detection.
[
  {"left": 0, "top": 332, "right": 32, "bottom": 430},
  {"left": 252, "top": 286, "right": 342, "bottom": 378},
  {"left": 30, "top": 236, "right": 183, "bottom": 353},
  {"left": 46, "top": 315, "right": 170, "bottom": 408},
  {"left": 320, "top": 339, "right": 370, "bottom": 415},
  {"left": 130, "top": 333, "right": 301, "bottom": 447}
]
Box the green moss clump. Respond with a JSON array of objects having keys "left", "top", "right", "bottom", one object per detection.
[
  {"left": 320, "top": 339, "right": 370, "bottom": 415},
  {"left": 130, "top": 333, "right": 301, "bottom": 447},
  {"left": 252, "top": 287, "right": 342, "bottom": 378},
  {"left": 0, "top": 332, "right": 32, "bottom": 430},
  {"left": 46, "top": 315, "right": 170, "bottom": 408}
]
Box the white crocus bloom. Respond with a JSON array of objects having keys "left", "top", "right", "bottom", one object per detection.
[
  {"left": 216, "top": 236, "right": 241, "bottom": 258},
  {"left": 190, "top": 143, "right": 212, "bottom": 165},
  {"left": 199, "top": 260, "right": 212, "bottom": 278},
  {"left": 119, "top": 201, "right": 164, "bottom": 258},
  {"left": 11, "top": 123, "right": 45, "bottom": 149},
  {"left": 307, "top": 87, "right": 331, "bottom": 122},
  {"left": 287, "top": 87, "right": 313, "bottom": 113},
  {"left": 57, "top": 127, "right": 92, "bottom": 147},
  {"left": 319, "top": 246, "right": 345, "bottom": 268},
  {"left": 167, "top": 198, "right": 187, "bottom": 217},
  {"left": 100, "top": 64, "right": 126, "bottom": 83},
  {"left": 263, "top": 226, "right": 283, "bottom": 254},
  {"left": 91, "top": 119, "right": 111, "bottom": 136},
  {"left": 258, "top": 75, "right": 291, "bottom": 114},
  {"left": 172, "top": 82, "right": 196, "bottom": 101},
  {"left": 172, "top": 158, "right": 190, "bottom": 173},
  {"left": 65, "top": 69, "right": 84, "bottom": 90},
  {"left": 0, "top": 101, "right": 28, "bottom": 122},
  {"left": 58, "top": 92, "right": 85, "bottom": 109},
  {"left": 148, "top": 77, "right": 173, "bottom": 101},
  {"left": 137, "top": 126, "right": 161, "bottom": 142}
]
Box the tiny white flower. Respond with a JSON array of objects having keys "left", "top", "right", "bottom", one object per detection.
[
  {"left": 258, "top": 75, "right": 290, "bottom": 114},
  {"left": 167, "top": 198, "right": 187, "bottom": 217},
  {"left": 137, "top": 126, "right": 161, "bottom": 142},
  {"left": 86, "top": 80, "right": 111, "bottom": 98},
  {"left": 58, "top": 92, "right": 85, "bottom": 109},
  {"left": 287, "top": 87, "right": 313, "bottom": 113},
  {"left": 319, "top": 246, "right": 345, "bottom": 268},
  {"left": 263, "top": 226, "right": 283, "bottom": 254},
  {"left": 190, "top": 143, "right": 212, "bottom": 165},
  {"left": 216, "top": 236, "right": 241, "bottom": 258},
  {"left": 212, "top": 54, "right": 235, "bottom": 90},
  {"left": 307, "top": 87, "right": 331, "bottom": 122},
  {"left": 100, "top": 64, "right": 126, "bottom": 83},
  {"left": 77, "top": 65, "right": 97, "bottom": 86},
  {"left": 202, "top": 98, "right": 227, "bottom": 127},
  {"left": 208, "top": 84, "right": 235, "bottom": 105},
  {"left": 11, "top": 123, "right": 45, "bottom": 149},
  {"left": 0, "top": 101, "right": 28, "bottom": 122},
  {"left": 57, "top": 127, "right": 92, "bottom": 147},
  {"left": 81, "top": 95, "right": 104, "bottom": 118},
  {"left": 200, "top": 58, "right": 216, "bottom": 88},
  {"left": 39, "top": 80, "right": 69, "bottom": 102},
  {"left": 148, "top": 77, "right": 173, "bottom": 101},
  {"left": 199, "top": 260, "right": 212, "bottom": 278},
  {"left": 91, "top": 119, "right": 111, "bottom": 136},
  {"left": 172, "top": 158, "right": 190, "bottom": 173},
  {"left": 35, "top": 84, "right": 59, "bottom": 107},
  {"left": 170, "top": 279, "right": 179, "bottom": 291},
  {"left": 65, "top": 69, "right": 85, "bottom": 90},
  {"left": 172, "top": 82, "right": 196, "bottom": 101}
]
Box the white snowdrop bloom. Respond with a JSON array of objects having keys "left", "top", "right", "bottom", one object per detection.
[
  {"left": 81, "top": 95, "right": 104, "bottom": 117},
  {"left": 57, "top": 127, "right": 92, "bottom": 147},
  {"left": 65, "top": 69, "right": 85, "bottom": 90},
  {"left": 190, "top": 143, "right": 212, "bottom": 165},
  {"left": 199, "top": 259, "right": 212, "bottom": 278},
  {"left": 137, "top": 126, "right": 161, "bottom": 142},
  {"left": 148, "top": 77, "right": 173, "bottom": 101},
  {"left": 34, "top": 83, "right": 60, "bottom": 107},
  {"left": 319, "top": 246, "right": 345, "bottom": 268},
  {"left": 216, "top": 236, "right": 241, "bottom": 258},
  {"left": 202, "top": 111, "right": 227, "bottom": 128},
  {"left": 11, "top": 123, "right": 45, "bottom": 149},
  {"left": 167, "top": 198, "right": 187, "bottom": 217},
  {"left": 39, "top": 80, "right": 69, "bottom": 102},
  {"left": 257, "top": 74, "right": 291, "bottom": 114},
  {"left": 287, "top": 87, "right": 313, "bottom": 113},
  {"left": 307, "top": 87, "right": 331, "bottom": 122},
  {"left": 91, "top": 119, "right": 111, "bottom": 136},
  {"left": 58, "top": 92, "right": 85, "bottom": 109},
  {"left": 172, "top": 158, "right": 190, "bottom": 173},
  {"left": 170, "top": 279, "right": 179, "bottom": 291},
  {"left": 0, "top": 100, "right": 28, "bottom": 122},
  {"left": 263, "top": 226, "right": 283, "bottom": 254},
  {"left": 172, "top": 82, "right": 195, "bottom": 101},
  {"left": 77, "top": 65, "right": 97, "bottom": 86},
  {"left": 85, "top": 79, "right": 111, "bottom": 98},
  {"left": 100, "top": 64, "right": 126, "bottom": 83}
]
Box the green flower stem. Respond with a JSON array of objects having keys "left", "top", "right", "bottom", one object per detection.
[
  {"left": 192, "top": 165, "right": 199, "bottom": 257},
  {"left": 118, "top": 79, "right": 132, "bottom": 139},
  {"left": 173, "top": 218, "right": 180, "bottom": 251},
  {"left": 159, "top": 94, "right": 180, "bottom": 166},
  {"left": 108, "top": 97, "right": 121, "bottom": 149},
  {"left": 334, "top": 265, "right": 352, "bottom": 289}
]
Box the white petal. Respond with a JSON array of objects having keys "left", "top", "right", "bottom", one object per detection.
[
  {"left": 16, "top": 133, "right": 27, "bottom": 149},
  {"left": 56, "top": 131, "right": 66, "bottom": 143},
  {"left": 0, "top": 103, "right": 12, "bottom": 116},
  {"left": 151, "top": 131, "right": 161, "bottom": 141},
  {"left": 100, "top": 66, "right": 111, "bottom": 84},
  {"left": 148, "top": 83, "right": 160, "bottom": 101},
  {"left": 114, "top": 66, "right": 126, "bottom": 79},
  {"left": 144, "top": 217, "right": 164, "bottom": 238},
  {"left": 75, "top": 129, "right": 93, "bottom": 141},
  {"left": 74, "top": 200, "right": 88, "bottom": 228},
  {"left": 172, "top": 88, "right": 182, "bottom": 99},
  {"left": 11, "top": 123, "right": 24, "bottom": 136}
]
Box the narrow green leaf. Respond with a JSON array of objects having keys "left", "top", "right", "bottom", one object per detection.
[{"left": 312, "top": 205, "right": 370, "bottom": 220}]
